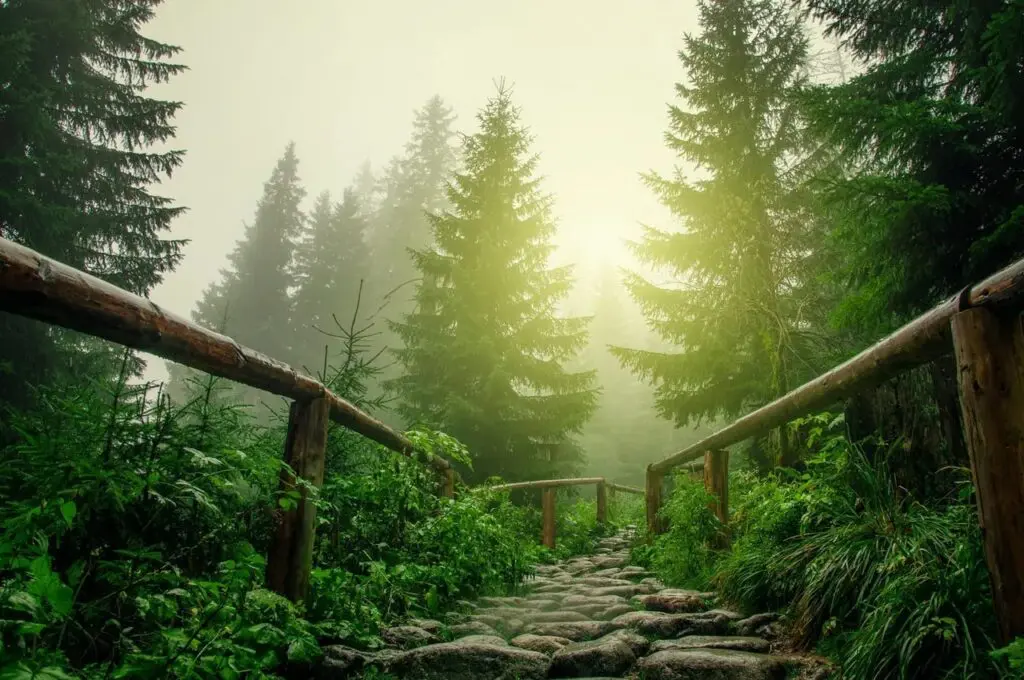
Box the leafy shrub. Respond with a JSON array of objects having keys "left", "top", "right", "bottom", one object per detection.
[
  {"left": 642, "top": 473, "right": 722, "bottom": 588},
  {"left": 646, "top": 411, "right": 1005, "bottom": 678},
  {"left": 0, "top": 367, "right": 547, "bottom": 676}
]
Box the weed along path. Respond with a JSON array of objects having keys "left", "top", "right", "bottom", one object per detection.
[{"left": 317, "top": 528, "right": 832, "bottom": 679}]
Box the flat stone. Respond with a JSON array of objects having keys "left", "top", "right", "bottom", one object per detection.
[
  {"left": 449, "top": 620, "right": 501, "bottom": 638},
  {"left": 478, "top": 596, "right": 529, "bottom": 608},
  {"left": 470, "top": 614, "right": 504, "bottom": 630},
  {"left": 635, "top": 648, "right": 786, "bottom": 680},
  {"left": 408, "top": 618, "right": 445, "bottom": 634},
  {"left": 532, "top": 584, "right": 568, "bottom": 594},
  {"left": 510, "top": 633, "right": 573, "bottom": 655},
  {"left": 474, "top": 607, "right": 536, "bottom": 620},
  {"left": 651, "top": 635, "right": 772, "bottom": 654},
  {"left": 524, "top": 598, "right": 562, "bottom": 611},
  {"left": 524, "top": 610, "right": 592, "bottom": 623},
  {"left": 595, "top": 629, "right": 650, "bottom": 657},
  {"left": 736, "top": 613, "right": 780, "bottom": 637},
  {"left": 564, "top": 603, "right": 609, "bottom": 618},
  {"left": 456, "top": 634, "right": 509, "bottom": 646},
  {"left": 590, "top": 556, "right": 628, "bottom": 569},
  {"left": 611, "top": 611, "right": 731, "bottom": 638},
  {"left": 562, "top": 594, "right": 628, "bottom": 608},
  {"left": 315, "top": 645, "right": 369, "bottom": 678},
  {"left": 549, "top": 638, "right": 635, "bottom": 678},
  {"left": 382, "top": 625, "right": 437, "bottom": 649},
  {"left": 590, "top": 567, "right": 623, "bottom": 578},
  {"left": 598, "top": 604, "right": 635, "bottom": 620},
  {"left": 380, "top": 641, "right": 549, "bottom": 680},
  {"left": 586, "top": 584, "right": 655, "bottom": 598},
  {"left": 633, "top": 589, "right": 708, "bottom": 613},
  {"left": 521, "top": 620, "right": 622, "bottom": 642},
  {"left": 577, "top": 577, "right": 637, "bottom": 588},
  {"left": 706, "top": 608, "right": 745, "bottom": 622}
]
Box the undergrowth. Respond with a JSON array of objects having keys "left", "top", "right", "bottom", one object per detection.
[
  {"left": 642, "top": 411, "right": 1012, "bottom": 679},
  {"left": 0, "top": 369, "right": 558, "bottom": 678}
]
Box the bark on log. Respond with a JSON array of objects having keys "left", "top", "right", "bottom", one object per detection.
[
  {"left": 542, "top": 488, "right": 556, "bottom": 549},
  {"left": 607, "top": 483, "right": 644, "bottom": 495},
  {"left": 441, "top": 468, "right": 455, "bottom": 498},
  {"left": 648, "top": 256, "right": 1024, "bottom": 475},
  {"left": 703, "top": 449, "right": 729, "bottom": 547},
  {"left": 596, "top": 481, "right": 608, "bottom": 524},
  {"left": 0, "top": 237, "right": 450, "bottom": 473},
  {"left": 645, "top": 466, "right": 665, "bottom": 537},
  {"left": 266, "top": 396, "right": 329, "bottom": 602},
  {"left": 483, "top": 477, "right": 606, "bottom": 492},
  {"left": 950, "top": 308, "right": 1024, "bottom": 643}
]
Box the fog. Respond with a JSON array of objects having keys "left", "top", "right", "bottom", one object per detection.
[{"left": 144, "top": 0, "right": 699, "bottom": 387}]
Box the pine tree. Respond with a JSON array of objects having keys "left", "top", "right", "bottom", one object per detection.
[
  {"left": 0, "top": 0, "right": 186, "bottom": 406},
  {"left": 290, "top": 188, "right": 370, "bottom": 373},
  {"left": 366, "top": 96, "right": 458, "bottom": 314},
  {"left": 389, "top": 85, "right": 597, "bottom": 483},
  {"left": 614, "top": 0, "right": 822, "bottom": 441},
  {"left": 187, "top": 144, "right": 305, "bottom": 375},
  {"left": 799, "top": 0, "right": 1024, "bottom": 337}
]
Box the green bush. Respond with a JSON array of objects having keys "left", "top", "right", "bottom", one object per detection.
[
  {"left": 645, "top": 411, "right": 1007, "bottom": 678},
  {"left": 0, "top": 370, "right": 546, "bottom": 677}
]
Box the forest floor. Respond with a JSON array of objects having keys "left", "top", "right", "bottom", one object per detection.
[{"left": 315, "top": 528, "right": 837, "bottom": 679}]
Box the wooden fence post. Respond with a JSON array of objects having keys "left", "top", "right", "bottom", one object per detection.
[
  {"left": 645, "top": 465, "right": 665, "bottom": 537},
  {"left": 441, "top": 468, "right": 455, "bottom": 498},
  {"left": 703, "top": 449, "right": 729, "bottom": 547},
  {"left": 266, "top": 396, "right": 330, "bottom": 602},
  {"left": 542, "top": 488, "right": 556, "bottom": 549},
  {"left": 950, "top": 307, "right": 1024, "bottom": 643},
  {"left": 596, "top": 480, "right": 608, "bottom": 524}
]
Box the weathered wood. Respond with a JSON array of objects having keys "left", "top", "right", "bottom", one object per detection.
[
  {"left": 0, "top": 237, "right": 451, "bottom": 473},
  {"left": 647, "top": 256, "right": 1024, "bottom": 475},
  {"left": 542, "top": 488, "right": 556, "bottom": 549},
  {"left": 484, "top": 477, "right": 606, "bottom": 492},
  {"left": 596, "top": 481, "right": 608, "bottom": 523},
  {"left": 441, "top": 468, "right": 455, "bottom": 498},
  {"left": 703, "top": 450, "right": 729, "bottom": 547},
  {"left": 608, "top": 482, "right": 644, "bottom": 495},
  {"left": 645, "top": 466, "right": 665, "bottom": 537},
  {"left": 266, "top": 396, "right": 329, "bottom": 602},
  {"left": 950, "top": 307, "right": 1024, "bottom": 642}
]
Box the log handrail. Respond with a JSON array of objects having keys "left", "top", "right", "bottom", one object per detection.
[
  {"left": 483, "top": 476, "right": 607, "bottom": 492},
  {"left": 642, "top": 253, "right": 1024, "bottom": 643},
  {"left": 0, "top": 237, "right": 449, "bottom": 473},
  {"left": 607, "top": 483, "right": 644, "bottom": 495},
  {"left": 648, "top": 254, "right": 1024, "bottom": 475}
]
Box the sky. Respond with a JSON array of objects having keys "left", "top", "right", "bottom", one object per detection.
[{"left": 144, "top": 0, "right": 697, "bottom": 320}]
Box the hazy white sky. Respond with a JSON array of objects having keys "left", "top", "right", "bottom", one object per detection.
[{"left": 145, "top": 0, "right": 698, "bottom": 323}]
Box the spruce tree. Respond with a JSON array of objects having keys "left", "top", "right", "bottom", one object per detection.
[
  {"left": 0, "top": 0, "right": 186, "bottom": 405},
  {"left": 179, "top": 144, "right": 305, "bottom": 404},
  {"left": 390, "top": 85, "right": 597, "bottom": 482},
  {"left": 614, "top": 0, "right": 821, "bottom": 443},
  {"left": 366, "top": 96, "right": 458, "bottom": 311},
  {"left": 290, "top": 188, "right": 370, "bottom": 372},
  {"left": 799, "top": 0, "right": 1024, "bottom": 337}
]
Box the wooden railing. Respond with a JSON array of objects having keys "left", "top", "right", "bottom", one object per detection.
[
  {"left": 483, "top": 477, "right": 644, "bottom": 549},
  {"left": 0, "top": 237, "right": 454, "bottom": 602},
  {"left": 641, "top": 254, "right": 1024, "bottom": 643}
]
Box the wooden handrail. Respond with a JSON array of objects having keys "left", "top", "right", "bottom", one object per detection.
[
  {"left": 649, "top": 254, "right": 1024, "bottom": 475},
  {"left": 483, "top": 476, "right": 607, "bottom": 492},
  {"left": 0, "top": 237, "right": 449, "bottom": 473},
  {"left": 641, "top": 253, "right": 1024, "bottom": 642},
  {"left": 607, "top": 483, "right": 644, "bottom": 495}
]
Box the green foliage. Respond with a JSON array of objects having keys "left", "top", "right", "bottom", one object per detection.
[
  {"left": 648, "top": 412, "right": 1003, "bottom": 678},
  {"left": 0, "top": 353, "right": 544, "bottom": 677},
  {"left": 389, "top": 83, "right": 598, "bottom": 483},
  {"left": 991, "top": 638, "right": 1024, "bottom": 673},
  {"left": 644, "top": 474, "right": 722, "bottom": 589},
  {"left": 614, "top": 0, "right": 829, "bottom": 431},
  {"left": 800, "top": 0, "right": 1024, "bottom": 338},
  {"left": 0, "top": 0, "right": 186, "bottom": 408}
]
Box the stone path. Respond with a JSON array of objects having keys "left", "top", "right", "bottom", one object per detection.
[{"left": 317, "top": 528, "right": 833, "bottom": 679}]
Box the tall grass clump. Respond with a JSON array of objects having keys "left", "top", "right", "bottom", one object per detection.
[{"left": 648, "top": 412, "right": 1008, "bottom": 678}]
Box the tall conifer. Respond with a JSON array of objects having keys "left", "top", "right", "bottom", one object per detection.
[
  {"left": 614, "top": 0, "right": 820, "bottom": 448},
  {"left": 390, "top": 85, "right": 597, "bottom": 482}
]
